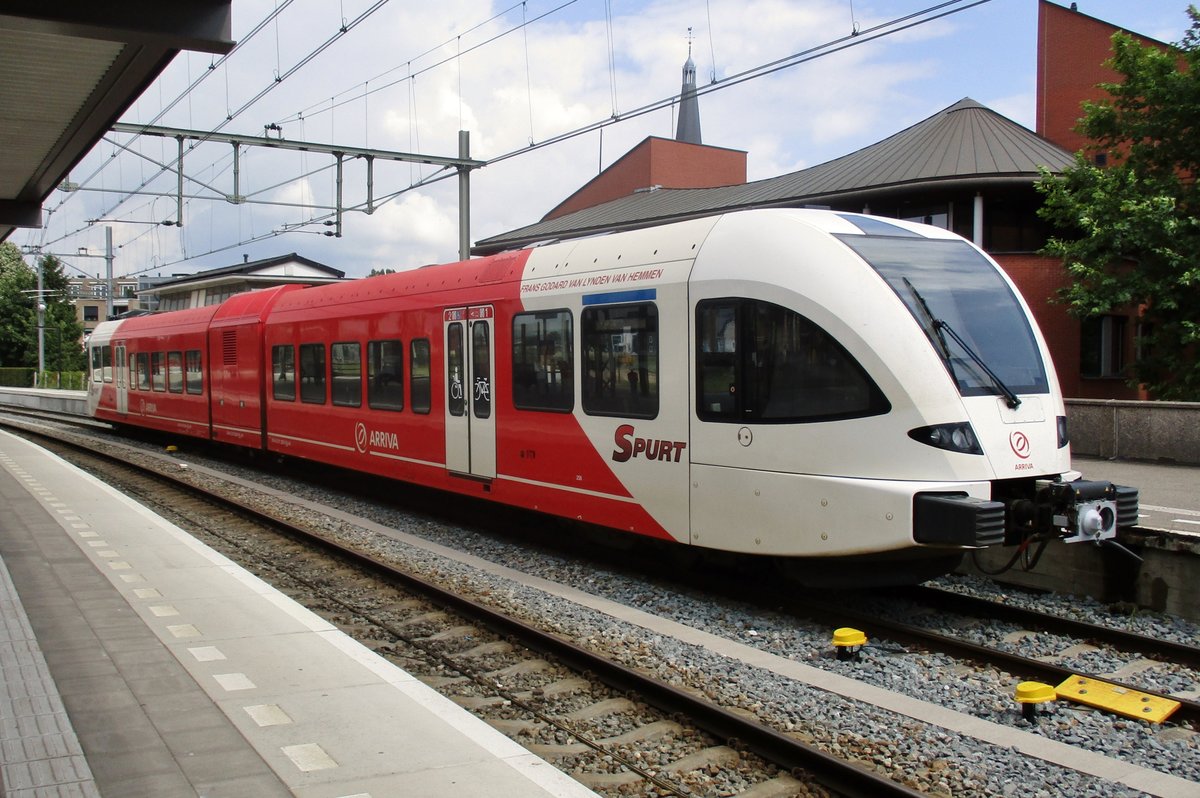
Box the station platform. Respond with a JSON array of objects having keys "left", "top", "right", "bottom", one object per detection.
[{"left": 0, "top": 428, "right": 597, "bottom": 798}]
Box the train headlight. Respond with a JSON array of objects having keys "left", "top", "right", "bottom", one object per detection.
[
  {"left": 908, "top": 422, "right": 984, "bottom": 455},
  {"left": 1057, "top": 415, "right": 1070, "bottom": 449}
]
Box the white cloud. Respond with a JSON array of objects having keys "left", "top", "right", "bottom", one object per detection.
[{"left": 31, "top": 0, "right": 1115, "bottom": 277}]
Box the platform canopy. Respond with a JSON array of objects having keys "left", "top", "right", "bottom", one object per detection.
[{"left": 0, "top": 2, "right": 234, "bottom": 243}]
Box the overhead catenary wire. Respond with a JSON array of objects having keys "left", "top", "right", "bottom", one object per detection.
[
  {"left": 35, "top": 0, "right": 391, "bottom": 252},
  {"left": 33, "top": 0, "right": 992, "bottom": 272}
]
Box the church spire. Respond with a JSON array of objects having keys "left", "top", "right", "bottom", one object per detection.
[{"left": 675, "top": 28, "right": 702, "bottom": 145}]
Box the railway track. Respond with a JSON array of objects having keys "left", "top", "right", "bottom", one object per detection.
[
  {"left": 1, "top": 417, "right": 921, "bottom": 798},
  {"left": 776, "top": 590, "right": 1200, "bottom": 727},
  {"left": 4, "top": 412, "right": 1197, "bottom": 796}
]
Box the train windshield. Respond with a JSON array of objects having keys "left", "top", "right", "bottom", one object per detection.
[{"left": 839, "top": 235, "right": 1049, "bottom": 397}]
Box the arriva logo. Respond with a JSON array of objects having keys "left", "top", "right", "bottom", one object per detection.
[
  {"left": 355, "top": 421, "right": 400, "bottom": 454},
  {"left": 612, "top": 424, "right": 687, "bottom": 463}
]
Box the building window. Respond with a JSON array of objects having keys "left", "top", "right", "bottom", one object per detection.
[
  {"left": 1081, "top": 315, "right": 1127, "bottom": 379},
  {"left": 83, "top": 306, "right": 99, "bottom": 322}
]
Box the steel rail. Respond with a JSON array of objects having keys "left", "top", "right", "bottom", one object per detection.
[
  {"left": 786, "top": 597, "right": 1199, "bottom": 726},
  {"left": 1, "top": 420, "right": 923, "bottom": 798},
  {"left": 895, "top": 584, "right": 1200, "bottom": 671}
]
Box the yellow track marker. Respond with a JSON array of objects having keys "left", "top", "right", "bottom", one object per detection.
[{"left": 1055, "top": 675, "right": 1180, "bottom": 723}]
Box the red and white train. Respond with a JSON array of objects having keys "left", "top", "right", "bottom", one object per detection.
[{"left": 88, "top": 209, "right": 1136, "bottom": 584}]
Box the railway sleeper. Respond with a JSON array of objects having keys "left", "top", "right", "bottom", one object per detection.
[{"left": 529, "top": 720, "right": 685, "bottom": 759}]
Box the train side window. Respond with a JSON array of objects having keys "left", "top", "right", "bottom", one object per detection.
[
  {"left": 471, "top": 321, "right": 491, "bottom": 420},
  {"left": 151, "top": 352, "right": 166, "bottom": 392},
  {"left": 90, "top": 346, "right": 102, "bottom": 383},
  {"left": 101, "top": 345, "right": 113, "bottom": 383},
  {"left": 696, "top": 299, "right": 889, "bottom": 423},
  {"left": 447, "top": 323, "right": 465, "bottom": 417},
  {"left": 368, "top": 339, "right": 404, "bottom": 411},
  {"left": 331, "top": 342, "right": 362, "bottom": 407},
  {"left": 272, "top": 345, "right": 295, "bottom": 401},
  {"left": 410, "top": 338, "right": 431, "bottom": 414},
  {"left": 582, "top": 303, "right": 657, "bottom": 419},
  {"left": 135, "top": 353, "right": 150, "bottom": 390},
  {"left": 167, "top": 352, "right": 184, "bottom": 393},
  {"left": 513, "top": 310, "right": 573, "bottom": 412},
  {"left": 299, "top": 343, "right": 326, "bottom": 404},
  {"left": 185, "top": 350, "right": 203, "bottom": 395}
]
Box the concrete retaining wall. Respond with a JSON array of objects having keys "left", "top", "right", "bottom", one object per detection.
[
  {"left": 1066, "top": 399, "right": 1200, "bottom": 465},
  {"left": 0, "top": 387, "right": 88, "bottom": 416}
]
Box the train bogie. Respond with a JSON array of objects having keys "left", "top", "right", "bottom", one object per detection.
[{"left": 87, "top": 208, "right": 1137, "bottom": 585}]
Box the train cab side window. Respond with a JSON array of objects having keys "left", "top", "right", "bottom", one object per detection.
[
  {"left": 167, "top": 352, "right": 184, "bottom": 393},
  {"left": 513, "top": 310, "right": 573, "bottom": 412},
  {"left": 582, "top": 303, "right": 658, "bottom": 419},
  {"left": 410, "top": 338, "right": 431, "bottom": 414},
  {"left": 101, "top": 345, "right": 113, "bottom": 383},
  {"left": 272, "top": 345, "right": 296, "bottom": 401},
  {"left": 696, "top": 299, "right": 889, "bottom": 423},
  {"left": 331, "top": 342, "right": 362, "bottom": 407},
  {"left": 135, "top": 353, "right": 150, "bottom": 390},
  {"left": 299, "top": 343, "right": 326, "bottom": 404},
  {"left": 185, "top": 350, "right": 203, "bottom": 395},
  {"left": 368, "top": 339, "right": 404, "bottom": 411},
  {"left": 151, "top": 352, "right": 166, "bottom": 392},
  {"left": 90, "top": 346, "right": 103, "bottom": 383}
]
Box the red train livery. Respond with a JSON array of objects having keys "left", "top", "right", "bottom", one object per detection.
[{"left": 88, "top": 210, "right": 1136, "bottom": 584}]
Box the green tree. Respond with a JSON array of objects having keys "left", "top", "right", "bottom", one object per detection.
[
  {"left": 0, "top": 242, "right": 36, "bottom": 367},
  {"left": 1036, "top": 6, "right": 1200, "bottom": 400},
  {"left": 0, "top": 244, "right": 86, "bottom": 371},
  {"left": 39, "top": 255, "right": 87, "bottom": 371}
]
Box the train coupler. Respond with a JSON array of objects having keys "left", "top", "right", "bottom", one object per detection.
[{"left": 1038, "top": 480, "right": 1139, "bottom": 544}]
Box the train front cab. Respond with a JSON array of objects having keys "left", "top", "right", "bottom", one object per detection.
[
  {"left": 86, "top": 321, "right": 120, "bottom": 419},
  {"left": 681, "top": 210, "right": 1137, "bottom": 584}
]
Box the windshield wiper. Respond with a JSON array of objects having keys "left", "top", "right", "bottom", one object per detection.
[{"left": 903, "top": 278, "right": 1022, "bottom": 409}]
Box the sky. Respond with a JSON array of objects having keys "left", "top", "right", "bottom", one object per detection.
[{"left": 20, "top": 0, "right": 1193, "bottom": 280}]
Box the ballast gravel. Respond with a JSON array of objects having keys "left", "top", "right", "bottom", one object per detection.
[{"left": 49, "top": 427, "right": 1200, "bottom": 797}]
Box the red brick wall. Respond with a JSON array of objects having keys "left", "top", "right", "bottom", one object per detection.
[
  {"left": 995, "top": 253, "right": 1140, "bottom": 399},
  {"left": 1037, "top": 0, "right": 1173, "bottom": 155},
  {"left": 544, "top": 137, "right": 746, "bottom": 221}
]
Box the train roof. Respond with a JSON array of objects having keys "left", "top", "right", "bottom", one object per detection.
[{"left": 211, "top": 284, "right": 306, "bottom": 327}]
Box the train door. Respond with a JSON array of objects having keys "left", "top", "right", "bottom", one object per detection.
[
  {"left": 443, "top": 306, "right": 496, "bottom": 479},
  {"left": 114, "top": 344, "right": 128, "bottom": 414}
]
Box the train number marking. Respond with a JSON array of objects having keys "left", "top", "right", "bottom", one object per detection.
[{"left": 612, "top": 424, "right": 687, "bottom": 463}]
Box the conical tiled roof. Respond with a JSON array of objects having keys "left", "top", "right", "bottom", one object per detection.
[{"left": 474, "top": 98, "right": 1075, "bottom": 254}]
